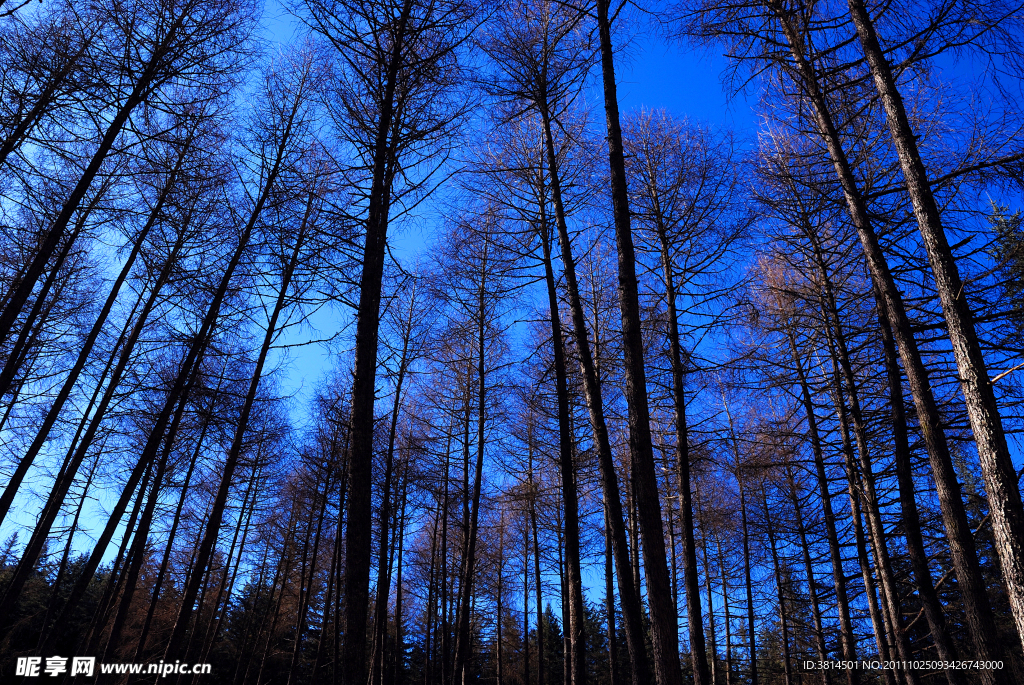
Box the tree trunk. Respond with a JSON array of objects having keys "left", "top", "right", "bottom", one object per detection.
[
  {"left": 394, "top": 460, "right": 409, "bottom": 685},
  {"left": 700, "top": 513, "right": 717, "bottom": 685},
  {"left": 655, "top": 212, "right": 710, "bottom": 685},
  {"left": 496, "top": 514, "right": 504, "bottom": 685},
  {"left": 523, "top": 525, "right": 531, "bottom": 685},
  {"left": 342, "top": 2, "right": 415, "bottom": 681},
  {"left": 536, "top": 97, "right": 651, "bottom": 685},
  {"left": 786, "top": 469, "right": 830, "bottom": 685},
  {"left": 285, "top": 464, "right": 331, "bottom": 685},
  {"left": 536, "top": 167, "right": 587, "bottom": 685},
  {"left": 454, "top": 241, "right": 491, "bottom": 685},
  {"left": 737, "top": 476, "right": 758, "bottom": 685},
  {"left": 716, "top": 537, "right": 733, "bottom": 685},
  {"left": 784, "top": 331, "right": 858, "bottom": 685},
  {"left": 605, "top": 504, "right": 618, "bottom": 685},
  {"left": 530, "top": 446, "right": 545, "bottom": 685},
  {"left": 761, "top": 487, "right": 792, "bottom": 685},
  {"left": 873, "top": 300, "right": 963, "bottom": 683},
  {"left": 594, "top": 4, "right": 682, "bottom": 683},
  {"left": 846, "top": 0, "right": 1024, "bottom": 648},
  {"left": 134, "top": 394, "right": 219, "bottom": 661},
  {"left": 164, "top": 155, "right": 312, "bottom": 661},
  {"left": 769, "top": 6, "right": 1005, "bottom": 671},
  {"left": 372, "top": 290, "right": 416, "bottom": 685},
  {"left": 423, "top": 507, "right": 440, "bottom": 685},
  {"left": 810, "top": 230, "right": 916, "bottom": 684},
  {"left": 819, "top": 307, "right": 895, "bottom": 683}
]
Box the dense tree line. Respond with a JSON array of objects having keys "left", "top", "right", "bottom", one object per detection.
[{"left": 2, "top": 0, "right": 1024, "bottom": 684}]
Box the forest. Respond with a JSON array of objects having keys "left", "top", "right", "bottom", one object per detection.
[{"left": 1, "top": 0, "right": 1024, "bottom": 683}]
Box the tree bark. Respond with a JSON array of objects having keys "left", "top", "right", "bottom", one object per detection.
[{"left": 536, "top": 96, "right": 651, "bottom": 685}]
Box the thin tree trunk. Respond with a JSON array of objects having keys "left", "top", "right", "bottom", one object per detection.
[
  {"left": 716, "top": 537, "right": 733, "bottom": 685},
  {"left": 530, "top": 445, "right": 545, "bottom": 685},
  {"left": 523, "top": 524, "right": 531, "bottom": 685},
  {"left": 819, "top": 311, "right": 895, "bottom": 683},
  {"left": 737, "top": 476, "right": 758, "bottom": 685},
  {"left": 198, "top": 464, "right": 262, "bottom": 673},
  {"left": 164, "top": 148, "right": 313, "bottom": 660},
  {"left": 454, "top": 240, "right": 491, "bottom": 685},
  {"left": 36, "top": 451, "right": 99, "bottom": 651},
  {"left": 874, "top": 298, "right": 962, "bottom": 684},
  {"left": 783, "top": 331, "right": 858, "bottom": 685},
  {"left": 333, "top": 423, "right": 351, "bottom": 685},
  {"left": 440, "top": 431, "right": 452, "bottom": 685},
  {"left": 497, "top": 513, "right": 504, "bottom": 685},
  {"left": 655, "top": 213, "right": 710, "bottom": 685},
  {"left": 761, "top": 487, "right": 792, "bottom": 685},
  {"left": 82, "top": 456, "right": 156, "bottom": 656},
  {"left": 627, "top": 482, "right": 640, "bottom": 602},
  {"left": 605, "top": 504, "right": 618, "bottom": 685},
  {"left": 133, "top": 392, "right": 219, "bottom": 661},
  {"left": 810, "top": 230, "right": 916, "bottom": 683},
  {"left": 372, "top": 290, "right": 417, "bottom": 685},
  {"left": 535, "top": 169, "right": 586, "bottom": 685},
  {"left": 231, "top": 543, "right": 274, "bottom": 685},
  {"left": 423, "top": 507, "right": 440, "bottom": 685},
  {"left": 394, "top": 461, "right": 409, "bottom": 685},
  {"left": 101, "top": 433, "right": 178, "bottom": 661},
  {"left": 286, "top": 468, "right": 331, "bottom": 685},
  {"left": 786, "top": 469, "right": 830, "bottom": 685},
  {"left": 700, "top": 515, "right": 717, "bottom": 685},
  {"left": 667, "top": 485, "right": 678, "bottom": 614}
]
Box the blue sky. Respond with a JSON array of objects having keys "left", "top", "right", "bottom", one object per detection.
[{"left": 260, "top": 2, "right": 760, "bottom": 423}]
